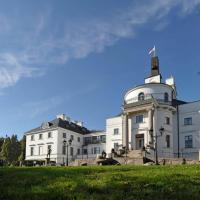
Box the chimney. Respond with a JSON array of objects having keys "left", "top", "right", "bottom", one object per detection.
[
  {"left": 78, "top": 122, "right": 83, "bottom": 127},
  {"left": 56, "top": 114, "right": 70, "bottom": 122},
  {"left": 74, "top": 121, "right": 84, "bottom": 127}
]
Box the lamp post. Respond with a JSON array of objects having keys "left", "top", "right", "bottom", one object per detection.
[
  {"left": 63, "top": 139, "right": 72, "bottom": 166},
  {"left": 46, "top": 147, "right": 52, "bottom": 165},
  {"left": 154, "top": 127, "right": 164, "bottom": 165}
]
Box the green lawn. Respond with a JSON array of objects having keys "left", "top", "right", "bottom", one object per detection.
[{"left": 1, "top": 165, "right": 200, "bottom": 200}]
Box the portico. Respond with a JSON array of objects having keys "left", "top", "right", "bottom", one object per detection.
[{"left": 122, "top": 101, "right": 155, "bottom": 151}]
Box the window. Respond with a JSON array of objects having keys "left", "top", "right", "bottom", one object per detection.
[
  {"left": 77, "top": 137, "right": 80, "bottom": 142},
  {"left": 114, "top": 143, "right": 119, "bottom": 151},
  {"left": 83, "top": 149, "right": 88, "bottom": 155},
  {"left": 92, "top": 136, "right": 98, "bottom": 143},
  {"left": 70, "top": 135, "right": 74, "bottom": 140},
  {"left": 31, "top": 135, "right": 34, "bottom": 141},
  {"left": 100, "top": 135, "right": 106, "bottom": 143},
  {"left": 70, "top": 147, "right": 73, "bottom": 156},
  {"left": 138, "top": 92, "right": 145, "bottom": 101},
  {"left": 184, "top": 117, "right": 192, "bottom": 125},
  {"left": 39, "top": 146, "right": 43, "bottom": 155},
  {"left": 63, "top": 133, "right": 66, "bottom": 138},
  {"left": 114, "top": 128, "right": 119, "bottom": 135},
  {"left": 166, "top": 135, "right": 170, "bottom": 148},
  {"left": 62, "top": 145, "right": 66, "bottom": 155},
  {"left": 93, "top": 147, "right": 100, "bottom": 154},
  {"left": 165, "top": 117, "right": 170, "bottom": 125},
  {"left": 39, "top": 134, "right": 43, "bottom": 140},
  {"left": 30, "top": 147, "right": 34, "bottom": 156},
  {"left": 136, "top": 115, "right": 143, "bottom": 123},
  {"left": 84, "top": 137, "right": 92, "bottom": 145},
  {"left": 48, "top": 132, "right": 52, "bottom": 138},
  {"left": 77, "top": 148, "right": 80, "bottom": 155},
  {"left": 139, "top": 139, "right": 143, "bottom": 149},
  {"left": 185, "top": 135, "right": 193, "bottom": 148},
  {"left": 164, "top": 93, "right": 169, "bottom": 102}
]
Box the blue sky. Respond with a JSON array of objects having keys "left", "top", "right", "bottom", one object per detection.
[{"left": 0, "top": 0, "right": 200, "bottom": 138}]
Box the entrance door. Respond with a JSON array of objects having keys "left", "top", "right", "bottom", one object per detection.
[{"left": 136, "top": 134, "right": 144, "bottom": 150}]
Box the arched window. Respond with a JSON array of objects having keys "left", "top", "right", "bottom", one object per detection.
[
  {"left": 164, "top": 92, "right": 169, "bottom": 102},
  {"left": 138, "top": 92, "right": 145, "bottom": 101}
]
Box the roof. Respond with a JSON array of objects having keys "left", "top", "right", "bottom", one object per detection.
[
  {"left": 106, "top": 113, "right": 122, "bottom": 119},
  {"left": 25, "top": 118, "right": 91, "bottom": 135},
  {"left": 172, "top": 99, "right": 187, "bottom": 106}
]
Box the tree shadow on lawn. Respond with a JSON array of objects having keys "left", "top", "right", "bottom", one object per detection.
[{"left": 1, "top": 166, "right": 200, "bottom": 200}]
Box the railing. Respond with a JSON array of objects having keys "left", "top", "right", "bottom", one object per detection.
[
  {"left": 174, "top": 151, "right": 199, "bottom": 160},
  {"left": 83, "top": 140, "right": 106, "bottom": 145},
  {"left": 125, "top": 93, "right": 172, "bottom": 106}
]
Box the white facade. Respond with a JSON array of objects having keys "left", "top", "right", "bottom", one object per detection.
[
  {"left": 81, "top": 131, "right": 106, "bottom": 159},
  {"left": 106, "top": 116, "right": 123, "bottom": 154},
  {"left": 25, "top": 55, "right": 200, "bottom": 162},
  {"left": 179, "top": 102, "right": 200, "bottom": 159},
  {"left": 105, "top": 56, "right": 200, "bottom": 160},
  {"left": 25, "top": 115, "right": 106, "bottom": 165}
]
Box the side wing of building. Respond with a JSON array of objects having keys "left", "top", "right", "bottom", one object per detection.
[
  {"left": 25, "top": 116, "right": 106, "bottom": 164},
  {"left": 179, "top": 101, "right": 200, "bottom": 159},
  {"left": 106, "top": 115, "right": 123, "bottom": 154}
]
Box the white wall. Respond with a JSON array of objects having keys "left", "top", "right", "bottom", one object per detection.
[
  {"left": 179, "top": 101, "right": 200, "bottom": 159},
  {"left": 156, "top": 108, "right": 174, "bottom": 157},
  {"left": 81, "top": 131, "right": 106, "bottom": 159},
  {"left": 124, "top": 83, "right": 173, "bottom": 104},
  {"left": 56, "top": 127, "right": 84, "bottom": 164},
  {"left": 26, "top": 127, "right": 106, "bottom": 164},
  {"left": 106, "top": 116, "right": 123, "bottom": 154},
  {"left": 130, "top": 111, "right": 148, "bottom": 149},
  {"left": 26, "top": 129, "right": 58, "bottom": 162}
]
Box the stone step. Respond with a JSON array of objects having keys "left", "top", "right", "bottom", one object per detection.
[{"left": 127, "top": 150, "right": 143, "bottom": 158}]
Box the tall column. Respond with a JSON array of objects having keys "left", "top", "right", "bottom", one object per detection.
[
  {"left": 148, "top": 109, "right": 154, "bottom": 144},
  {"left": 153, "top": 107, "right": 158, "bottom": 148},
  {"left": 122, "top": 114, "right": 129, "bottom": 149}
]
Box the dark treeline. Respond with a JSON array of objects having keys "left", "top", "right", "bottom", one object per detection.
[{"left": 0, "top": 135, "right": 26, "bottom": 166}]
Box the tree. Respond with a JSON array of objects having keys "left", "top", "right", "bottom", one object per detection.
[
  {"left": 18, "top": 135, "right": 26, "bottom": 165},
  {"left": 9, "top": 135, "right": 21, "bottom": 165},
  {"left": 0, "top": 135, "right": 21, "bottom": 166},
  {"left": 0, "top": 137, "right": 4, "bottom": 152},
  {"left": 0, "top": 137, "right": 11, "bottom": 164}
]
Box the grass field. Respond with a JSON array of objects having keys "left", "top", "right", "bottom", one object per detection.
[{"left": 1, "top": 165, "right": 200, "bottom": 200}]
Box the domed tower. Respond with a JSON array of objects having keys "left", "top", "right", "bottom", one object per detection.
[{"left": 122, "top": 53, "right": 177, "bottom": 159}]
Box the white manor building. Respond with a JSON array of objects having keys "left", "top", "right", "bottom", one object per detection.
[
  {"left": 106, "top": 55, "right": 200, "bottom": 160},
  {"left": 25, "top": 54, "right": 200, "bottom": 164},
  {"left": 25, "top": 114, "right": 106, "bottom": 165}
]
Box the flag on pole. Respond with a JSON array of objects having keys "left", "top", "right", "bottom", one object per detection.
[{"left": 148, "top": 46, "right": 156, "bottom": 57}]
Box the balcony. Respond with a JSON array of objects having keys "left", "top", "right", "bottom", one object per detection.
[{"left": 83, "top": 135, "right": 106, "bottom": 145}]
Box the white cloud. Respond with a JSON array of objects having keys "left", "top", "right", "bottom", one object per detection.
[
  {"left": 0, "top": 53, "right": 43, "bottom": 88},
  {"left": 0, "top": 0, "right": 200, "bottom": 89},
  {"left": 14, "top": 96, "right": 64, "bottom": 119},
  {"left": 33, "top": 0, "right": 200, "bottom": 64}
]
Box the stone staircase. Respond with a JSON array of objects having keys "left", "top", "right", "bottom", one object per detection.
[
  {"left": 69, "top": 150, "right": 155, "bottom": 166},
  {"left": 127, "top": 150, "right": 143, "bottom": 158}
]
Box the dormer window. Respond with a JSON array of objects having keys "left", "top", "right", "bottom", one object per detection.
[
  {"left": 138, "top": 92, "right": 145, "bottom": 101},
  {"left": 164, "top": 93, "right": 169, "bottom": 102},
  {"left": 41, "top": 122, "right": 50, "bottom": 129}
]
